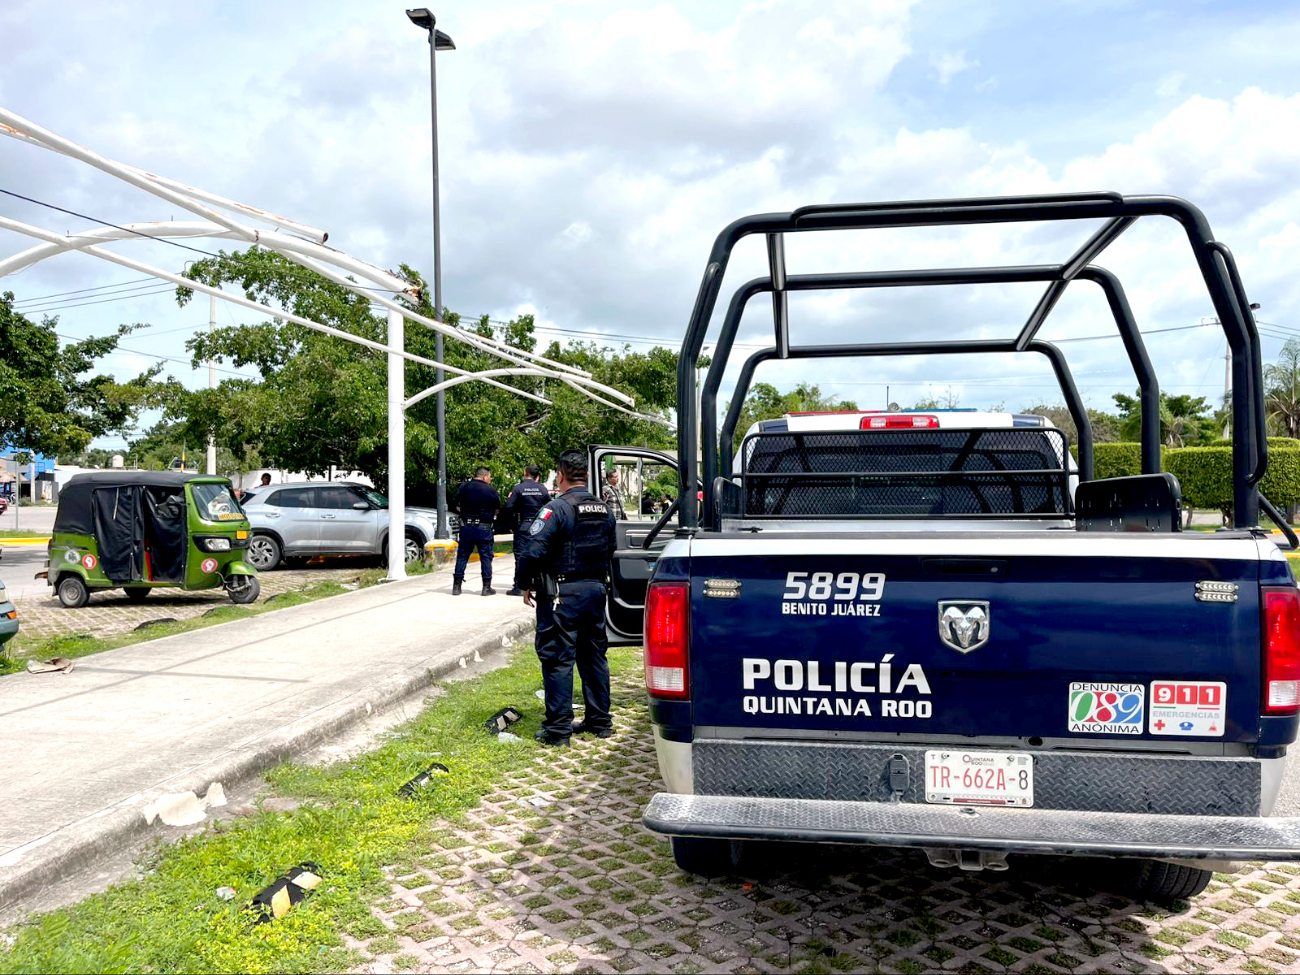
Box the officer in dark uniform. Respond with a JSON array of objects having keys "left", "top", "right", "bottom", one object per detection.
[
  {"left": 517, "top": 449, "right": 618, "bottom": 747},
  {"left": 503, "top": 465, "right": 550, "bottom": 597},
  {"left": 451, "top": 466, "right": 501, "bottom": 596}
]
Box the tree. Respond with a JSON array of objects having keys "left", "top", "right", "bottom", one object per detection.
[
  {"left": 0, "top": 292, "right": 160, "bottom": 456},
  {"left": 729, "top": 382, "right": 859, "bottom": 439},
  {"left": 166, "top": 248, "right": 677, "bottom": 499},
  {"left": 910, "top": 386, "right": 961, "bottom": 410},
  {"left": 1112, "top": 391, "right": 1217, "bottom": 446},
  {"left": 1265, "top": 339, "right": 1300, "bottom": 439},
  {"left": 1019, "top": 404, "right": 1122, "bottom": 446}
]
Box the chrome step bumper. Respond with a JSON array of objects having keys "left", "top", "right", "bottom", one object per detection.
[{"left": 643, "top": 793, "right": 1300, "bottom": 861}]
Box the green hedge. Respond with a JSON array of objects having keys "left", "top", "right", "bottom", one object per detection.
[
  {"left": 1163, "top": 445, "right": 1300, "bottom": 511},
  {"left": 1091, "top": 442, "right": 1169, "bottom": 480}
]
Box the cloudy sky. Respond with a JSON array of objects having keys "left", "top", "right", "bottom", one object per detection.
[{"left": 4, "top": 0, "right": 1300, "bottom": 449}]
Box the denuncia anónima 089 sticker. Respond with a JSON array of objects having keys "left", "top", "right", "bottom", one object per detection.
[{"left": 1068, "top": 682, "right": 1144, "bottom": 735}]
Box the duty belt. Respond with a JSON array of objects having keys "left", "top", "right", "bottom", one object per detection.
[
  {"left": 461, "top": 518, "right": 492, "bottom": 526},
  {"left": 556, "top": 572, "right": 607, "bottom": 583}
]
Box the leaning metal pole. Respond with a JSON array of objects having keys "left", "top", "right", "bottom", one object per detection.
[{"left": 428, "top": 25, "right": 449, "bottom": 540}]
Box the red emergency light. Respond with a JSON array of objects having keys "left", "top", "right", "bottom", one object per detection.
[{"left": 861, "top": 415, "right": 939, "bottom": 429}]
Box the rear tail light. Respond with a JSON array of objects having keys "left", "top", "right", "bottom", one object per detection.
[
  {"left": 1263, "top": 587, "right": 1300, "bottom": 713},
  {"left": 645, "top": 582, "right": 689, "bottom": 698},
  {"left": 861, "top": 414, "right": 938, "bottom": 429}
]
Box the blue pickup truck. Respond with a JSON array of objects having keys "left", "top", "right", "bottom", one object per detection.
[{"left": 596, "top": 192, "right": 1300, "bottom": 903}]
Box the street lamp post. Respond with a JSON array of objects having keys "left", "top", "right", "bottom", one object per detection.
[{"left": 406, "top": 8, "right": 455, "bottom": 540}]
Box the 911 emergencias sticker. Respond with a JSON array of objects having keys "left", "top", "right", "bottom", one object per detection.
[
  {"left": 1148, "top": 681, "right": 1226, "bottom": 737},
  {"left": 1067, "top": 682, "right": 1144, "bottom": 735}
]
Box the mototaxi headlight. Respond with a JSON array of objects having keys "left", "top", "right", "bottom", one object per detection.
[{"left": 203, "top": 537, "right": 232, "bottom": 552}]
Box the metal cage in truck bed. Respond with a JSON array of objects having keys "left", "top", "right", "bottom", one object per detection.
[
  {"left": 646, "top": 191, "right": 1294, "bottom": 545},
  {"left": 737, "top": 427, "right": 1073, "bottom": 519}
]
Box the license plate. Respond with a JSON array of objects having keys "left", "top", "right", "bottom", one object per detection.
[{"left": 925, "top": 749, "right": 1034, "bottom": 807}]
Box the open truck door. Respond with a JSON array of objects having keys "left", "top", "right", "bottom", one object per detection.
[{"left": 590, "top": 445, "right": 679, "bottom": 646}]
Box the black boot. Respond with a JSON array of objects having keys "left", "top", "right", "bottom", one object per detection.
[
  {"left": 534, "top": 729, "right": 570, "bottom": 747},
  {"left": 451, "top": 581, "right": 462, "bottom": 595},
  {"left": 482, "top": 585, "right": 496, "bottom": 596},
  {"left": 572, "top": 720, "right": 614, "bottom": 739},
  {"left": 506, "top": 587, "right": 523, "bottom": 596}
]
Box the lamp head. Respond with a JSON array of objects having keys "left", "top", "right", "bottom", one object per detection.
[{"left": 405, "top": 8, "right": 435, "bottom": 30}]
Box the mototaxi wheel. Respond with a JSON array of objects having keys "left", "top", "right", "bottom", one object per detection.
[
  {"left": 57, "top": 575, "right": 91, "bottom": 608},
  {"left": 226, "top": 574, "right": 261, "bottom": 604}
]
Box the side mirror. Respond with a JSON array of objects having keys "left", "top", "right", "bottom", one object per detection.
[{"left": 352, "top": 501, "right": 370, "bottom": 511}]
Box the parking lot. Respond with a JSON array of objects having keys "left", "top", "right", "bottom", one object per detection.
[
  {"left": 353, "top": 663, "right": 1300, "bottom": 975},
  {"left": 2, "top": 545, "right": 392, "bottom": 647}
]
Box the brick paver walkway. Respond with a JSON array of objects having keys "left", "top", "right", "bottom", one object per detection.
[
  {"left": 11, "top": 562, "right": 397, "bottom": 646},
  {"left": 351, "top": 664, "right": 1300, "bottom": 975}
]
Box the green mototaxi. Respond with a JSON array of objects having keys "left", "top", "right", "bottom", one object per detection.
[{"left": 47, "top": 471, "right": 259, "bottom": 609}]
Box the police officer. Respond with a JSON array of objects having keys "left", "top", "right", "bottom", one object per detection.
[
  {"left": 451, "top": 466, "right": 501, "bottom": 596},
  {"left": 503, "top": 465, "right": 550, "bottom": 596},
  {"left": 517, "top": 449, "right": 617, "bottom": 747}
]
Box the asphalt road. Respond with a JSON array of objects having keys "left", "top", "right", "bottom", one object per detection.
[{"left": 0, "top": 545, "right": 47, "bottom": 601}]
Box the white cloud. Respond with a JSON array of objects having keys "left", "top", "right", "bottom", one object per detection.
[{"left": 930, "top": 51, "right": 976, "bottom": 86}]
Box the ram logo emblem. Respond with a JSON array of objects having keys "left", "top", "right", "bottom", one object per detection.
[{"left": 938, "top": 601, "right": 990, "bottom": 653}]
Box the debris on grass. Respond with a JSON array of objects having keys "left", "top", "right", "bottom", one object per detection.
[
  {"left": 249, "top": 862, "right": 323, "bottom": 923},
  {"left": 483, "top": 706, "right": 524, "bottom": 735},
  {"left": 398, "top": 762, "right": 450, "bottom": 798}
]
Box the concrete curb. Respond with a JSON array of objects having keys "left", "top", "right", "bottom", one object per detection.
[
  {"left": 0, "top": 538, "right": 49, "bottom": 546},
  {"left": 0, "top": 612, "right": 535, "bottom": 914}
]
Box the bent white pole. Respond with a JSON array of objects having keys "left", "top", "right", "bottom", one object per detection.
[
  {"left": 0, "top": 221, "right": 240, "bottom": 277},
  {"left": 2, "top": 106, "right": 594, "bottom": 381},
  {"left": 1, "top": 111, "right": 606, "bottom": 387},
  {"left": 2, "top": 121, "right": 327, "bottom": 242},
  {"left": 386, "top": 308, "right": 407, "bottom": 582},
  {"left": 0, "top": 109, "right": 254, "bottom": 240},
  {"left": 0, "top": 111, "right": 639, "bottom": 409},
  {"left": 560, "top": 378, "right": 675, "bottom": 429},
  {"left": 0, "top": 218, "right": 551, "bottom": 404},
  {"left": 404, "top": 368, "right": 549, "bottom": 409}
]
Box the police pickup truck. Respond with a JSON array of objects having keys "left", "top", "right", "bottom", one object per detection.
[{"left": 596, "top": 192, "right": 1300, "bottom": 902}]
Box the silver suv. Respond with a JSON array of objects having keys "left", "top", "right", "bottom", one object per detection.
[{"left": 240, "top": 482, "right": 441, "bottom": 570}]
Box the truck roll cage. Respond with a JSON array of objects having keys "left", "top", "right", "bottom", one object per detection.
[{"left": 678, "top": 192, "right": 1268, "bottom": 531}]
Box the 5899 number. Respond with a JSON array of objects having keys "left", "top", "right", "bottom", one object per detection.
[{"left": 783, "top": 571, "right": 886, "bottom": 601}]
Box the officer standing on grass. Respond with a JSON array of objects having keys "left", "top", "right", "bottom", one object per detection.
[
  {"left": 451, "top": 467, "right": 501, "bottom": 596},
  {"left": 517, "top": 450, "right": 618, "bottom": 747},
  {"left": 503, "top": 465, "right": 550, "bottom": 597}
]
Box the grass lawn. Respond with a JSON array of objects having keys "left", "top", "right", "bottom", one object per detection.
[
  {"left": 0, "top": 642, "right": 641, "bottom": 975},
  {"left": 0, "top": 530, "right": 49, "bottom": 539}
]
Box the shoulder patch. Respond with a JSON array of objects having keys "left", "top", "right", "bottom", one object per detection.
[
  {"left": 529, "top": 519, "right": 546, "bottom": 535},
  {"left": 540, "top": 507, "right": 553, "bottom": 520}
]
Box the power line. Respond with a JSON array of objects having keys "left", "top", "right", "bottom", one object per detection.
[
  {"left": 19, "top": 285, "right": 176, "bottom": 315},
  {"left": 0, "top": 187, "right": 220, "bottom": 258},
  {"left": 11, "top": 275, "right": 159, "bottom": 304},
  {"left": 53, "top": 331, "right": 256, "bottom": 380}
]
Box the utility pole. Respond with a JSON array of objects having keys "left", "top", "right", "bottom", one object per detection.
[
  {"left": 207, "top": 293, "right": 217, "bottom": 475},
  {"left": 1223, "top": 344, "right": 1232, "bottom": 440}
]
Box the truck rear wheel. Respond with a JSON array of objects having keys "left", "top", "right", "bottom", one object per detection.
[
  {"left": 1123, "top": 859, "right": 1213, "bottom": 902},
  {"left": 671, "top": 837, "right": 746, "bottom": 877}
]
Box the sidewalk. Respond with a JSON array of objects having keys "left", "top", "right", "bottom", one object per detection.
[{"left": 0, "top": 558, "right": 532, "bottom": 911}]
